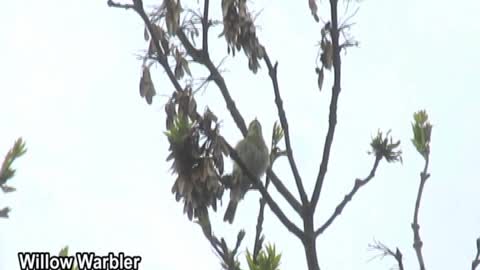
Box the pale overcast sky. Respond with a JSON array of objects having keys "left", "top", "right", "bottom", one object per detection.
[{"left": 1, "top": 0, "right": 479, "bottom": 270}]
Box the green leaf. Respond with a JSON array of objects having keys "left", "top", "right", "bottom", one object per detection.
[
  {"left": 0, "top": 138, "right": 27, "bottom": 186},
  {"left": 272, "top": 122, "right": 284, "bottom": 147},
  {"left": 411, "top": 110, "right": 433, "bottom": 159},
  {"left": 164, "top": 115, "right": 194, "bottom": 144},
  {"left": 246, "top": 243, "right": 282, "bottom": 270},
  {"left": 59, "top": 246, "right": 69, "bottom": 257}
]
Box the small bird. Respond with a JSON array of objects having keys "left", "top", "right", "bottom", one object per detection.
[{"left": 224, "top": 119, "right": 269, "bottom": 223}]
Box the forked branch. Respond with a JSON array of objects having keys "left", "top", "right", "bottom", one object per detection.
[
  {"left": 263, "top": 53, "right": 308, "bottom": 206},
  {"left": 311, "top": 0, "right": 343, "bottom": 210},
  {"left": 315, "top": 156, "right": 381, "bottom": 236}
]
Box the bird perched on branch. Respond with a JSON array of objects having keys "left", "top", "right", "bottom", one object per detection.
[{"left": 224, "top": 119, "right": 269, "bottom": 223}]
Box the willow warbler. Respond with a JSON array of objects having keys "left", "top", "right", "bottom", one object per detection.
[{"left": 224, "top": 119, "right": 269, "bottom": 223}]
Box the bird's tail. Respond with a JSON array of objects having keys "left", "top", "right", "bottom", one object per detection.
[{"left": 223, "top": 201, "right": 238, "bottom": 224}]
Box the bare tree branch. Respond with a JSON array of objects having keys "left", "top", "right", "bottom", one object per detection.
[
  {"left": 202, "top": 0, "right": 209, "bottom": 53},
  {"left": 412, "top": 155, "right": 430, "bottom": 270},
  {"left": 252, "top": 126, "right": 294, "bottom": 261},
  {"left": 472, "top": 237, "right": 480, "bottom": 270},
  {"left": 176, "top": 30, "right": 248, "bottom": 136},
  {"left": 263, "top": 53, "right": 309, "bottom": 206},
  {"left": 107, "top": 0, "right": 134, "bottom": 10},
  {"left": 315, "top": 156, "right": 381, "bottom": 237},
  {"left": 395, "top": 248, "right": 405, "bottom": 270},
  {"left": 311, "top": 0, "right": 343, "bottom": 211},
  {"left": 252, "top": 173, "right": 269, "bottom": 262},
  {"left": 203, "top": 228, "right": 245, "bottom": 270},
  {"left": 266, "top": 169, "right": 302, "bottom": 214}
]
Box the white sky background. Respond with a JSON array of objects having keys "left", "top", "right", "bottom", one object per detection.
[{"left": 1, "top": 0, "right": 479, "bottom": 269}]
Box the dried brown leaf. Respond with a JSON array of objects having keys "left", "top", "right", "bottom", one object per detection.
[
  {"left": 139, "top": 67, "right": 156, "bottom": 105},
  {"left": 144, "top": 26, "right": 150, "bottom": 41},
  {"left": 316, "top": 67, "right": 324, "bottom": 92}
]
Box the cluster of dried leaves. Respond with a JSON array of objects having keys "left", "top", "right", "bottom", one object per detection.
[
  {"left": 220, "top": 0, "right": 264, "bottom": 73},
  {"left": 145, "top": 23, "right": 171, "bottom": 58},
  {"left": 160, "top": 0, "right": 183, "bottom": 36},
  {"left": 369, "top": 130, "right": 402, "bottom": 163},
  {"left": 145, "top": 24, "right": 192, "bottom": 83},
  {"left": 164, "top": 87, "right": 229, "bottom": 221}
]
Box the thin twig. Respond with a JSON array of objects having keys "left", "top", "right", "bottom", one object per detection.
[
  {"left": 368, "top": 240, "right": 404, "bottom": 270},
  {"left": 208, "top": 232, "right": 243, "bottom": 270},
  {"left": 340, "top": 6, "right": 359, "bottom": 30},
  {"left": 412, "top": 155, "right": 430, "bottom": 270},
  {"left": 109, "top": 0, "right": 184, "bottom": 93},
  {"left": 472, "top": 237, "right": 480, "bottom": 270},
  {"left": 395, "top": 248, "right": 405, "bottom": 270},
  {"left": 252, "top": 128, "right": 281, "bottom": 261},
  {"left": 263, "top": 53, "right": 308, "bottom": 206},
  {"left": 311, "top": 0, "right": 343, "bottom": 211},
  {"left": 315, "top": 156, "right": 381, "bottom": 236},
  {"left": 252, "top": 174, "right": 269, "bottom": 262},
  {"left": 107, "top": 0, "right": 134, "bottom": 10}
]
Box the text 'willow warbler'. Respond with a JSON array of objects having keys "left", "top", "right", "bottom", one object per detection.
[{"left": 224, "top": 119, "right": 269, "bottom": 223}]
